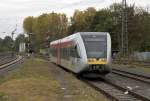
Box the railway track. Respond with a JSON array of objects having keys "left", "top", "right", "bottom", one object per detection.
[
  {"left": 83, "top": 75, "right": 150, "bottom": 101},
  {"left": 80, "top": 69, "right": 150, "bottom": 101},
  {"left": 55, "top": 63, "right": 150, "bottom": 101},
  {"left": 110, "top": 69, "right": 150, "bottom": 100},
  {"left": 0, "top": 53, "right": 19, "bottom": 66},
  {"left": 112, "top": 69, "right": 150, "bottom": 84},
  {"left": 0, "top": 55, "right": 23, "bottom": 70},
  {"left": 114, "top": 61, "right": 150, "bottom": 68},
  {"left": 84, "top": 79, "right": 140, "bottom": 101},
  {"left": 52, "top": 61, "right": 150, "bottom": 101}
]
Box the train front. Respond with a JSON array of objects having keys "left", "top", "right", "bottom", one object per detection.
[{"left": 81, "top": 33, "right": 111, "bottom": 75}]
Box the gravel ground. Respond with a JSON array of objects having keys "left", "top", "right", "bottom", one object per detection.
[
  {"left": 47, "top": 61, "right": 108, "bottom": 101},
  {"left": 0, "top": 58, "right": 108, "bottom": 101},
  {"left": 106, "top": 73, "right": 150, "bottom": 99}
]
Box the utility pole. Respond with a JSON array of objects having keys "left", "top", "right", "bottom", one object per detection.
[
  {"left": 121, "top": 0, "right": 128, "bottom": 57},
  {"left": 11, "top": 24, "right": 17, "bottom": 57},
  {"left": 11, "top": 25, "right": 17, "bottom": 41}
]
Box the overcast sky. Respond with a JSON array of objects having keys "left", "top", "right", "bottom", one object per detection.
[{"left": 0, "top": 0, "right": 150, "bottom": 39}]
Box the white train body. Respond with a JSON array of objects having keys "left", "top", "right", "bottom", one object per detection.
[{"left": 50, "top": 32, "right": 111, "bottom": 75}]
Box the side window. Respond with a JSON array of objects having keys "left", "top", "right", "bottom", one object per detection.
[
  {"left": 70, "top": 46, "right": 74, "bottom": 57},
  {"left": 66, "top": 48, "right": 69, "bottom": 60},
  {"left": 62, "top": 48, "right": 65, "bottom": 58}
]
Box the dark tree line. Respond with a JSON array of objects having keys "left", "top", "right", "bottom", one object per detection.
[
  {"left": 23, "top": 3, "right": 150, "bottom": 53},
  {"left": 23, "top": 13, "right": 68, "bottom": 52},
  {"left": 0, "top": 34, "right": 26, "bottom": 52},
  {"left": 0, "top": 36, "right": 13, "bottom": 52}
]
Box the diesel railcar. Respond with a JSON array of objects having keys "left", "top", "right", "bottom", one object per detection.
[{"left": 50, "top": 32, "right": 111, "bottom": 75}]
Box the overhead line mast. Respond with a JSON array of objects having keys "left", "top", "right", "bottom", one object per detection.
[{"left": 121, "top": 0, "right": 128, "bottom": 57}]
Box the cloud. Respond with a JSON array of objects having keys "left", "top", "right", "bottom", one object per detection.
[
  {"left": 61, "top": 0, "right": 83, "bottom": 4},
  {"left": 0, "top": 0, "right": 109, "bottom": 39},
  {"left": 0, "top": 0, "right": 150, "bottom": 39}
]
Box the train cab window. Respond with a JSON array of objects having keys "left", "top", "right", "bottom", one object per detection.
[
  {"left": 75, "top": 45, "right": 80, "bottom": 58},
  {"left": 81, "top": 35, "right": 107, "bottom": 58}
]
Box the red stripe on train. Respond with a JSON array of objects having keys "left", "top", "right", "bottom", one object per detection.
[
  {"left": 50, "top": 40, "right": 75, "bottom": 65},
  {"left": 50, "top": 41, "right": 74, "bottom": 48}
]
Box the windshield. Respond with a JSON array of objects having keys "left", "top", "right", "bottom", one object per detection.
[{"left": 81, "top": 34, "right": 107, "bottom": 58}]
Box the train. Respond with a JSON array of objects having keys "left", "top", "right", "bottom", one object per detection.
[{"left": 50, "top": 32, "right": 112, "bottom": 76}]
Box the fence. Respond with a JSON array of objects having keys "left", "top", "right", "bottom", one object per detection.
[{"left": 134, "top": 52, "right": 150, "bottom": 61}]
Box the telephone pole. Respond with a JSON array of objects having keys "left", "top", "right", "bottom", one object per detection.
[
  {"left": 121, "top": 0, "right": 128, "bottom": 57},
  {"left": 11, "top": 24, "right": 17, "bottom": 57}
]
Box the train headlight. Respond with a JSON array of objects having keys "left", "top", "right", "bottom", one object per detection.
[
  {"left": 103, "top": 59, "right": 107, "bottom": 61},
  {"left": 88, "top": 58, "right": 95, "bottom": 62},
  {"left": 99, "top": 58, "right": 106, "bottom": 62}
]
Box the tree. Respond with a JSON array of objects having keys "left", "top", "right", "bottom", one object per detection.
[
  {"left": 2, "top": 36, "right": 13, "bottom": 52},
  {"left": 23, "top": 16, "right": 34, "bottom": 34},
  {"left": 69, "top": 7, "right": 96, "bottom": 34},
  {"left": 14, "top": 34, "right": 26, "bottom": 52},
  {"left": 23, "top": 3, "right": 150, "bottom": 53},
  {"left": 23, "top": 12, "right": 68, "bottom": 52},
  {"left": 0, "top": 38, "right": 3, "bottom": 52}
]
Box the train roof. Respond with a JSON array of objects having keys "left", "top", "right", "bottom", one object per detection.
[
  {"left": 79, "top": 32, "right": 109, "bottom": 35},
  {"left": 50, "top": 32, "right": 109, "bottom": 45}
]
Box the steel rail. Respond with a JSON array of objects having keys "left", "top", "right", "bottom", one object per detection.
[
  {"left": 53, "top": 63, "right": 150, "bottom": 101},
  {"left": 83, "top": 79, "right": 140, "bottom": 101},
  {"left": 0, "top": 56, "right": 23, "bottom": 70},
  {"left": 102, "top": 76, "right": 150, "bottom": 101},
  {"left": 112, "top": 70, "right": 150, "bottom": 85}
]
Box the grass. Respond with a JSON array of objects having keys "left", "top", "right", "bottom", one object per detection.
[
  {"left": 143, "top": 67, "right": 150, "bottom": 72},
  {"left": 125, "top": 63, "right": 150, "bottom": 73},
  {"left": 113, "top": 62, "right": 150, "bottom": 73},
  {"left": 0, "top": 58, "right": 62, "bottom": 101}
]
